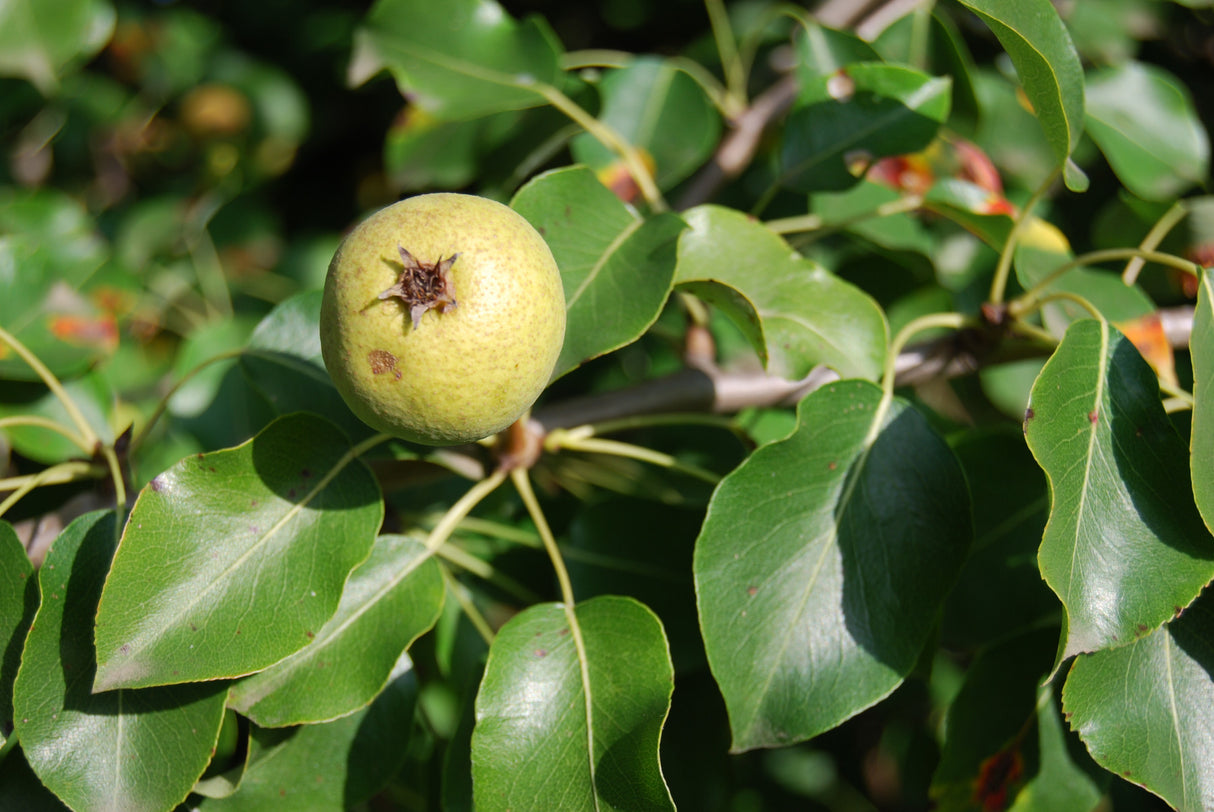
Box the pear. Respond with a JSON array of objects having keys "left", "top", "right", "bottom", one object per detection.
[{"left": 321, "top": 193, "right": 566, "bottom": 445}]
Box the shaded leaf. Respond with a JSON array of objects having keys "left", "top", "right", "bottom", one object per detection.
[
  {"left": 695, "top": 380, "right": 970, "bottom": 751},
  {"left": 93, "top": 413, "right": 383, "bottom": 691},
  {"left": 955, "top": 0, "right": 1085, "bottom": 187},
  {"left": 1063, "top": 589, "right": 1214, "bottom": 811},
  {"left": 472, "top": 596, "right": 674, "bottom": 811},
  {"left": 512, "top": 166, "right": 685, "bottom": 379},
  {"left": 781, "top": 63, "right": 951, "bottom": 193},
  {"left": 0, "top": 522, "right": 37, "bottom": 748},
  {"left": 1085, "top": 61, "right": 1209, "bottom": 201},
  {"left": 0, "top": 371, "right": 115, "bottom": 464},
  {"left": 676, "top": 205, "right": 887, "bottom": 380},
  {"left": 228, "top": 534, "right": 443, "bottom": 726},
  {"left": 203, "top": 662, "right": 418, "bottom": 811},
  {"left": 13, "top": 510, "right": 227, "bottom": 812},
  {"left": 1025, "top": 320, "right": 1214, "bottom": 665},
  {"left": 350, "top": 0, "right": 561, "bottom": 120}
]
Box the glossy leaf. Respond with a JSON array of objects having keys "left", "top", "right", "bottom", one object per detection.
[
  {"left": 793, "top": 18, "right": 879, "bottom": 78},
  {"left": 571, "top": 56, "right": 720, "bottom": 190},
  {"left": 1085, "top": 61, "right": 1209, "bottom": 201},
  {"left": 228, "top": 533, "right": 443, "bottom": 726},
  {"left": 92, "top": 412, "right": 383, "bottom": 691},
  {"left": 203, "top": 663, "right": 418, "bottom": 811},
  {"left": 695, "top": 380, "right": 970, "bottom": 751},
  {"left": 0, "top": 749, "right": 71, "bottom": 811},
  {"left": 955, "top": 0, "right": 1085, "bottom": 187},
  {"left": 1025, "top": 320, "right": 1214, "bottom": 664},
  {"left": 1063, "top": 590, "right": 1214, "bottom": 811},
  {"left": 512, "top": 166, "right": 685, "bottom": 379},
  {"left": 0, "top": 0, "right": 115, "bottom": 94},
  {"left": 350, "top": 0, "right": 561, "bottom": 120},
  {"left": 1194, "top": 268, "right": 1214, "bottom": 532},
  {"left": 471, "top": 596, "right": 674, "bottom": 811},
  {"left": 780, "top": 63, "right": 951, "bottom": 193},
  {"left": 1, "top": 522, "right": 36, "bottom": 748},
  {"left": 676, "top": 205, "right": 887, "bottom": 381},
  {"left": 12, "top": 510, "right": 227, "bottom": 812}
]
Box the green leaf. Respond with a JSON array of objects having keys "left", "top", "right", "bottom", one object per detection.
[
  {"left": 1025, "top": 320, "right": 1214, "bottom": 665},
  {"left": 228, "top": 533, "right": 443, "bottom": 726},
  {"left": 471, "top": 595, "right": 675, "bottom": 811},
  {"left": 167, "top": 317, "right": 257, "bottom": 418},
  {"left": 570, "top": 56, "right": 720, "bottom": 191},
  {"left": 0, "top": 189, "right": 113, "bottom": 380},
  {"left": 239, "top": 290, "right": 375, "bottom": 442},
  {"left": 1063, "top": 590, "right": 1214, "bottom": 811},
  {"left": 511, "top": 166, "right": 685, "bottom": 379},
  {"left": 931, "top": 628, "right": 1099, "bottom": 811},
  {"left": 0, "top": 522, "right": 36, "bottom": 749},
  {"left": 0, "top": 0, "right": 115, "bottom": 94},
  {"left": 1194, "top": 268, "right": 1214, "bottom": 533},
  {"left": 0, "top": 371, "right": 115, "bottom": 464},
  {"left": 1085, "top": 61, "right": 1210, "bottom": 201},
  {"left": 0, "top": 749, "right": 71, "bottom": 811},
  {"left": 203, "top": 665, "right": 418, "bottom": 811},
  {"left": 695, "top": 380, "right": 970, "bottom": 751},
  {"left": 780, "top": 63, "right": 951, "bottom": 193},
  {"left": 955, "top": 0, "right": 1085, "bottom": 187},
  {"left": 92, "top": 413, "right": 383, "bottom": 691},
  {"left": 350, "top": 0, "right": 562, "bottom": 120},
  {"left": 1014, "top": 242, "right": 1154, "bottom": 336},
  {"left": 792, "top": 18, "right": 879, "bottom": 78},
  {"left": 942, "top": 427, "right": 1055, "bottom": 648},
  {"left": 12, "top": 510, "right": 227, "bottom": 812},
  {"left": 676, "top": 205, "right": 887, "bottom": 381}
]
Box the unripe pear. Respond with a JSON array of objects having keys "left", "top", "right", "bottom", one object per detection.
[{"left": 320, "top": 193, "right": 565, "bottom": 445}]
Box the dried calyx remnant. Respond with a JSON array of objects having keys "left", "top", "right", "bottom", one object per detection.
[{"left": 378, "top": 245, "right": 459, "bottom": 329}]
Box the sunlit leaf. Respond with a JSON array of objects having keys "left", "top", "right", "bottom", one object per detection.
[
  {"left": 92, "top": 413, "right": 383, "bottom": 691},
  {"left": 676, "top": 205, "right": 886, "bottom": 380},
  {"left": 228, "top": 534, "right": 443, "bottom": 726},
  {"left": 955, "top": 0, "right": 1085, "bottom": 188},
  {"left": 512, "top": 166, "right": 685, "bottom": 379},
  {"left": 1025, "top": 320, "right": 1214, "bottom": 665},
  {"left": 350, "top": 0, "right": 562, "bottom": 120},
  {"left": 13, "top": 511, "right": 227, "bottom": 812},
  {"left": 695, "top": 380, "right": 970, "bottom": 751},
  {"left": 1063, "top": 590, "right": 1214, "bottom": 811},
  {"left": 0, "top": 0, "right": 115, "bottom": 94},
  {"left": 1191, "top": 268, "right": 1214, "bottom": 533},
  {"left": 472, "top": 596, "right": 674, "bottom": 811},
  {"left": 1086, "top": 61, "right": 1210, "bottom": 201}
]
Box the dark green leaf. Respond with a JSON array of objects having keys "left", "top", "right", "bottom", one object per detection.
[
  {"left": 512, "top": 166, "right": 685, "bottom": 379},
  {"left": 792, "top": 19, "right": 879, "bottom": 78},
  {"left": 472, "top": 596, "right": 674, "bottom": 811},
  {"left": 1025, "top": 320, "right": 1214, "bottom": 664},
  {"left": 202, "top": 665, "right": 418, "bottom": 811},
  {"left": 676, "top": 205, "right": 887, "bottom": 380},
  {"left": 93, "top": 413, "right": 383, "bottom": 690},
  {"left": 1063, "top": 590, "right": 1214, "bottom": 811},
  {"left": 351, "top": 0, "right": 562, "bottom": 120},
  {"left": 695, "top": 380, "right": 970, "bottom": 751},
  {"left": 1085, "top": 61, "right": 1209, "bottom": 201},
  {"left": 0, "top": 522, "right": 36, "bottom": 748},
  {"left": 955, "top": 0, "right": 1085, "bottom": 187},
  {"left": 12, "top": 510, "right": 227, "bottom": 812},
  {"left": 228, "top": 533, "right": 443, "bottom": 726},
  {"left": 781, "top": 64, "right": 950, "bottom": 193}
]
